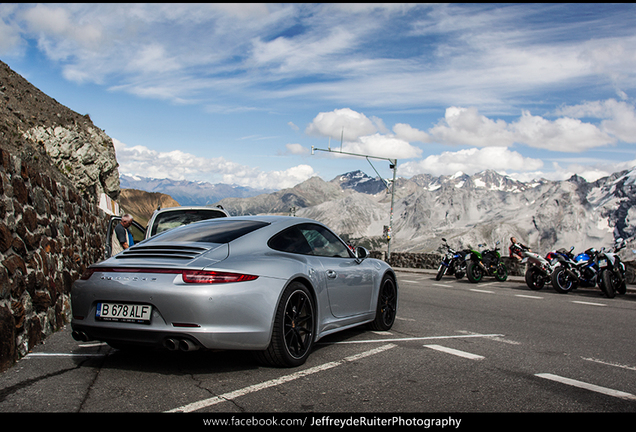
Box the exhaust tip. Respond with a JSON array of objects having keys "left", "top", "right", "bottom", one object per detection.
[
  {"left": 164, "top": 338, "right": 180, "bottom": 351},
  {"left": 72, "top": 331, "right": 90, "bottom": 342},
  {"left": 179, "top": 339, "right": 199, "bottom": 352}
]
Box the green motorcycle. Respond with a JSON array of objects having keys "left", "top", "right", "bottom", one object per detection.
[{"left": 466, "top": 241, "right": 508, "bottom": 283}]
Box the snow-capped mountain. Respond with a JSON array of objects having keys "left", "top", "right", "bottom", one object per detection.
[
  {"left": 121, "top": 168, "right": 636, "bottom": 258},
  {"left": 215, "top": 168, "right": 636, "bottom": 257}
]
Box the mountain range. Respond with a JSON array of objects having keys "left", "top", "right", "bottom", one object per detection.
[
  {"left": 120, "top": 169, "right": 636, "bottom": 258},
  {"left": 120, "top": 174, "right": 273, "bottom": 206}
]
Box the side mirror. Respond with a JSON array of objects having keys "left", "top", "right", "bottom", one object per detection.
[{"left": 355, "top": 246, "right": 369, "bottom": 261}]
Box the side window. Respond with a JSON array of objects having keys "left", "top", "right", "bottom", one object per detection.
[
  {"left": 298, "top": 224, "right": 351, "bottom": 258},
  {"left": 268, "top": 226, "right": 313, "bottom": 255}
]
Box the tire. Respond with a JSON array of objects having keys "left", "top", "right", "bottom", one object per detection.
[
  {"left": 454, "top": 261, "right": 466, "bottom": 279},
  {"left": 369, "top": 274, "right": 398, "bottom": 331},
  {"left": 257, "top": 282, "right": 315, "bottom": 367},
  {"left": 467, "top": 262, "right": 483, "bottom": 283},
  {"left": 436, "top": 264, "right": 446, "bottom": 281},
  {"left": 617, "top": 277, "right": 627, "bottom": 295},
  {"left": 494, "top": 263, "right": 508, "bottom": 282},
  {"left": 524, "top": 267, "right": 545, "bottom": 290},
  {"left": 551, "top": 267, "right": 574, "bottom": 294},
  {"left": 601, "top": 270, "right": 616, "bottom": 299}
]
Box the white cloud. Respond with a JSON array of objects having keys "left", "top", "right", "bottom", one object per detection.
[
  {"left": 555, "top": 99, "right": 636, "bottom": 144},
  {"left": 426, "top": 106, "right": 615, "bottom": 152},
  {"left": 429, "top": 107, "right": 515, "bottom": 147},
  {"left": 511, "top": 110, "right": 615, "bottom": 151},
  {"left": 305, "top": 108, "right": 378, "bottom": 141},
  {"left": 342, "top": 134, "right": 422, "bottom": 160},
  {"left": 399, "top": 147, "right": 543, "bottom": 177},
  {"left": 306, "top": 109, "right": 422, "bottom": 160},
  {"left": 113, "top": 139, "right": 315, "bottom": 189},
  {"left": 393, "top": 123, "right": 430, "bottom": 143}
]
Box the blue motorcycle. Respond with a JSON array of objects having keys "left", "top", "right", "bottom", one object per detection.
[
  {"left": 551, "top": 239, "right": 627, "bottom": 297},
  {"left": 436, "top": 238, "right": 470, "bottom": 280}
]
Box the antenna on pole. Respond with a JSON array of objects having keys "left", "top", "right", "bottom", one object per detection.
[{"left": 312, "top": 138, "right": 398, "bottom": 260}]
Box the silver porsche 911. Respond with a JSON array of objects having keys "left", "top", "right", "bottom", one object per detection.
[{"left": 71, "top": 216, "right": 398, "bottom": 367}]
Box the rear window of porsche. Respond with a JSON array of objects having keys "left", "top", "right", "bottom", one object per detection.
[{"left": 145, "top": 220, "right": 269, "bottom": 244}]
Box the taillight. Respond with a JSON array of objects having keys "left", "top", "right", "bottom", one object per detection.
[
  {"left": 80, "top": 268, "right": 96, "bottom": 280},
  {"left": 182, "top": 270, "right": 258, "bottom": 284},
  {"left": 81, "top": 267, "right": 257, "bottom": 284}
]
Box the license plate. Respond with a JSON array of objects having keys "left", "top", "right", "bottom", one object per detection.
[
  {"left": 598, "top": 259, "right": 607, "bottom": 268},
  {"left": 96, "top": 302, "right": 152, "bottom": 323}
]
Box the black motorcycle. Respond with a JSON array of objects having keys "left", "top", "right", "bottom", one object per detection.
[
  {"left": 436, "top": 238, "right": 469, "bottom": 280},
  {"left": 551, "top": 247, "right": 596, "bottom": 294},
  {"left": 598, "top": 238, "right": 627, "bottom": 298},
  {"left": 523, "top": 246, "right": 575, "bottom": 291},
  {"left": 551, "top": 239, "right": 627, "bottom": 297},
  {"left": 466, "top": 241, "right": 508, "bottom": 283}
]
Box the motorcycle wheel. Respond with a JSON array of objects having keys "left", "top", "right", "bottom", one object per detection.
[
  {"left": 436, "top": 264, "right": 446, "bottom": 281},
  {"left": 467, "top": 262, "right": 483, "bottom": 283},
  {"left": 617, "top": 271, "right": 627, "bottom": 295},
  {"left": 524, "top": 267, "right": 544, "bottom": 290},
  {"left": 551, "top": 267, "right": 574, "bottom": 294},
  {"left": 494, "top": 263, "right": 508, "bottom": 282},
  {"left": 601, "top": 270, "right": 616, "bottom": 299}
]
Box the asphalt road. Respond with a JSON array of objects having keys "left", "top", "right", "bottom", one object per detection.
[{"left": 0, "top": 269, "right": 634, "bottom": 426}]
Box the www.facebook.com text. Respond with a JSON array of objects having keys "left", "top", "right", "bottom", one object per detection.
[{"left": 202, "top": 415, "right": 462, "bottom": 428}]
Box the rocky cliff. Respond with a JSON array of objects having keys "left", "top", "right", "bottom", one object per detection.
[{"left": 0, "top": 60, "right": 120, "bottom": 372}]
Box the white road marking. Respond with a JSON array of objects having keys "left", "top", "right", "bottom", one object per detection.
[
  {"left": 572, "top": 301, "right": 607, "bottom": 307},
  {"left": 515, "top": 294, "right": 543, "bottom": 299},
  {"left": 424, "top": 344, "right": 485, "bottom": 360},
  {"left": 25, "top": 353, "right": 107, "bottom": 358},
  {"left": 457, "top": 330, "right": 521, "bottom": 346},
  {"left": 536, "top": 373, "right": 636, "bottom": 401},
  {"left": 400, "top": 279, "right": 421, "bottom": 284},
  {"left": 582, "top": 357, "right": 636, "bottom": 371},
  {"left": 323, "top": 333, "right": 505, "bottom": 345},
  {"left": 433, "top": 283, "right": 452, "bottom": 287},
  {"left": 166, "top": 343, "right": 397, "bottom": 413},
  {"left": 470, "top": 289, "right": 495, "bottom": 294},
  {"left": 79, "top": 342, "right": 108, "bottom": 348}
]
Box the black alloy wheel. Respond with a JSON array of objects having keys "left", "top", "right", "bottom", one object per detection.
[
  {"left": 257, "top": 282, "right": 315, "bottom": 367},
  {"left": 370, "top": 275, "right": 398, "bottom": 331}
]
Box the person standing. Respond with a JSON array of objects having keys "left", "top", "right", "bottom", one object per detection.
[
  {"left": 114, "top": 214, "right": 135, "bottom": 250},
  {"left": 509, "top": 236, "right": 530, "bottom": 261}
]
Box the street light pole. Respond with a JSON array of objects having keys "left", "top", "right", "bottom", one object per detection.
[{"left": 312, "top": 145, "right": 398, "bottom": 260}]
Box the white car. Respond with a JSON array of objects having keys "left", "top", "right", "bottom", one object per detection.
[
  {"left": 144, "top": 206, "right": 229, "bottom": 239},
  {"left": 105, "top": 206, "right": 229, "bottom": 258}
]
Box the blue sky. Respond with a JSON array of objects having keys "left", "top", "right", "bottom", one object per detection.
[{"left": 2, "top": 3, "right": 636, "bottom": 190}]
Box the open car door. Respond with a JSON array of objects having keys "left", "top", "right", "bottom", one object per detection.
[{"left": 104, "top": 216, "right": 146, "bottom": 258}]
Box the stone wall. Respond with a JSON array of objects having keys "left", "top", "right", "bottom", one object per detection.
[{"left": 0, "top": 149, "right": 107, "bottom": 372}]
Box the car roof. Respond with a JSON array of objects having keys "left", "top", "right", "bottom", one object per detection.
[{"left": 152, "top": 205, "right": 228, "bottom": 214}]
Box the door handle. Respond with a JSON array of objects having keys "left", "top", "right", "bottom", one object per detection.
[{"left": 326, "top": 270, "right": 337, "bottom": 279}]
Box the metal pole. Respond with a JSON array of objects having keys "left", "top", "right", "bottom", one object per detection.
[
  {"left": 388, "top": 160, "right": 397, "bottom": 259},
  {"left": 312, "top": 145, "right": 398, "bottom": 260}
]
